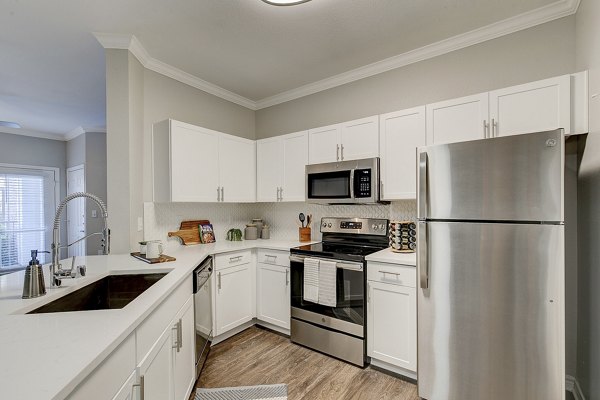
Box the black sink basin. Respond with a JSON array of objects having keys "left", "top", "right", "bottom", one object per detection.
[{"left": 28, "top": 273, "right": 168, "bottom": 314}]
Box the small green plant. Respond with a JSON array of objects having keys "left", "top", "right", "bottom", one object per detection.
[{"left": 226, "top": 228, "right": 243, "bottom": 241}]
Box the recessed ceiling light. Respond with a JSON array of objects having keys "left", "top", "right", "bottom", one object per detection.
[
  {"left": 261, "top": 0, "right": 312, "bottom": 5},
  {"left": 0, "top": 121, "right": 21, "bottom": 129}
]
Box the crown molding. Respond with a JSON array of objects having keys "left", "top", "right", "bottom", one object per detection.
[
  {"left": 64, "top": 126, "right": 85, "bottom": 141},
  {"left": 0, "top": 126, "right": 65, "bottom": 141},
  {"left": 255, "top": 0, "right": 580, "bottom": 108},
  {"left": 93, "top": 33, "right": 258, "bottom": 110},
  {"left": 94, "top": 0, "right": 580, "bottom": 111}
]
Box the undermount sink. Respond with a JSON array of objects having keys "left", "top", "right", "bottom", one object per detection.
[{"left": 27, "top": 273, "right": 168, "bottom": 314}]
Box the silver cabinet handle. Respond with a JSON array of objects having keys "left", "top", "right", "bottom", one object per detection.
[
  {"left": 217, "top": 187, "right": 220, "bottom": 202},
  {"left": 483, "top": 120, "right": 489, "bottom": 138},
  {"left": 286, "top": 269, "right": 289, "bottom": 286},
  {"left": 279, "top": 187, "right": 283, "bottom": 201},
  {"left": 419, "top": 221, "right": 429, "bottom": 289},
  {"left": 172, "top": 320, "right": 180, "bottom": 350},
  {"left": 367, "top": 283, "right": 371, "bottom": 303},
  {"left": 218, "top": 272, "right": 221, "bottom": 290},
  {"left": 229, "top": 255, "right": 242, "bottom": 262},
  {"left": 418, "top": 151, "right": 428, "bottom": 219},
  {"left": 276, "top": 187, "right": 280, "bottom": 201},
  {"left": 220, "top": 187, "right": 224, "bottom": 202},
  {"left": 265, "top": 254, "right": 277, "bottom": 261},
  {"left": 336, "top": 144, "right": 340, "bottom": 161},
  {"left": 492, "top": 118, "right": 497, "bottom": 137},
  {"left": 178, "top": 318, "right": 182, "bottom": 352},
  {"left": 340, "top": 144, "right": 344, "bottom": 160},
  {"left": 380, "top": 270, "right": 402, "bottom": 277},
  {"left": 133, "top": 375, "right": 145, "bottom": 400}
]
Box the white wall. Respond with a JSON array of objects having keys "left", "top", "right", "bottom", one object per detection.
[
  {"left": 575, "top": 0, "right": 600, "bottom": 398},
  {"left": 256, "top": 16, "right": 576, "bottom": 138}
]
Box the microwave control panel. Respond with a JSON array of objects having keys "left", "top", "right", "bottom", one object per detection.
[{"left": 354, "top": 169, "right": 372, "bottom": 198}]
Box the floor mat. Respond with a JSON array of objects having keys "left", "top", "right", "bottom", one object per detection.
[{"left": 195, "top": 384, "right": 288, "bottom": 400}]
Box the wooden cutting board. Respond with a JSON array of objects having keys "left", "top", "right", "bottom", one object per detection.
[{"left": 168, "top": 220, "right": 210, "bottom": 245}]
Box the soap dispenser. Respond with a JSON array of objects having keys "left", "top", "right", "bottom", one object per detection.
[{"left": 22, "top": 250, "right": 48, "bottom": 299}]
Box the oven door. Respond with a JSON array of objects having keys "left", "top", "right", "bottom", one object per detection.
[{"left": 289, "top": 254, "right": 365, "bottom": 337}]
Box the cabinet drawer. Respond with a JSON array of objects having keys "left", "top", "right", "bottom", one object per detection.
[
  {"left": 367, "top": 262, "right": 416, "bottom": 288},
  {"left": 257, "top": 249, "right": 289, "bottom": 267},
  {"left": 215, "top": 250, "right": 252, "bottom": 270}
]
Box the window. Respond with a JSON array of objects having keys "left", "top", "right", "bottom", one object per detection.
[{"left": 0, "top": 165, "right": 57, "bottom": 273}]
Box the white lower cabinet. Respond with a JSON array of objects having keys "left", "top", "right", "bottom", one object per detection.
[
  {"left": 138, "top": 325, "right": 174, "bottom": 400},
  {"left": 138, "top": 296, "right": 195, "bottom": 400},
  {"left": 257, "top": 262, "right": 290, "bottom": 329},
  {"left": 215, "top": 258, "right": 255, "bottom": 336},
  {"left": 112, "top": 371, "right": 138, "bottom": 400},
  {"left": 367, "top": 262, "right": 417, "bottom": 375}
]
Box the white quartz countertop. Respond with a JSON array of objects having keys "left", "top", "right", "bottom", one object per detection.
[
  {"left": 365, "top": 248, "right": 417, "bottom": 266},
  {"left": 0, "top": 239, "right": 311, "bottom": 400}
]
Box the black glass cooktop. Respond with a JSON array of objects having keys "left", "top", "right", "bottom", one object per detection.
[{"left": 290, "top": 241, "right": 386, "bottom": 263}]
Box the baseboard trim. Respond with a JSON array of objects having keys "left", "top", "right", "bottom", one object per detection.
[{"left": 566, "top": 375, "right": 585, "bottom": 400}]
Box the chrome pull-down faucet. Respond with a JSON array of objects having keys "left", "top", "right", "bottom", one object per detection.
[{"left": 50, "top": 192, "right": 110, "bottom": 287}]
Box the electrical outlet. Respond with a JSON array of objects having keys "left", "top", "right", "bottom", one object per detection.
[
  {"left": 91, "top": 209, "right": 97, "bottom": 218},
  {"left": 137, "top": 217, "right": 143, "bottom": 232}
]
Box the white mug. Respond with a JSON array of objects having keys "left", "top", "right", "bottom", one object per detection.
[{"left": 146, "top": 240, "right": 163, "bottom": 259}]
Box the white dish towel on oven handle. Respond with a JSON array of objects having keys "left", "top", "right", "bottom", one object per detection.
[
  {"left": 318, "top": 259, "right": 337, "bottom": 307},
  {"left": 303, "top": 257, "right": 320, "bottom": 303}
]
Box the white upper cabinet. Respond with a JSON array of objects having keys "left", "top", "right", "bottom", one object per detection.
[
  {"left": 152, "top": 119, "right": 255, "bottom": 203},
  {"left": 340, "top": 116, "right": 379, "bottom": 161},
  {"left": 426, "top": 93, "right": 489, "bottom": 145},
  {"left": 281, "top": 131, "right": 309, "bottom": 201},
  {"left": 308, "top": 124, "right": 341, "bottom": 164},
  {"left": 489, "top": 75, "right": 570, "bottom": 137},
  {"left": 309, "top": 116, "right": 379, "bottom": 164},
  {"left": 379, "top": 106, "right": 426, "bottom": 200},
  {"left": 257, "top": 131, "right": 308, "bottom": 202},
  {"left": 256, "top": 137, "right": 283, "bottom": 202},
  {"left": 219, "top": 135, "right": 256, "bottom": 203}
]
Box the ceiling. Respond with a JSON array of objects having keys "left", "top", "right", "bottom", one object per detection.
[{"left": 0, "top": 0, "right": 576, "bottom": 139}]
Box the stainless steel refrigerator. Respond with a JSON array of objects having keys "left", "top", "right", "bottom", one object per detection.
[{"left": 417, "top": 129, "right": 565, "bottom": 400}]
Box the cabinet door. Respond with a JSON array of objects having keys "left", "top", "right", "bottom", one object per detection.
[
  {"left": 308, "top": 124, "right": 341, "bottom": 164},
  {"left": 490, "top": 75, "right": 571, "bottom": 137},
  {"left": 215, "top": 263, "right": 253, "bottom": 336},
  {"left": 367, "top": 281, "right": 417, "bottom": 372},
  {"left": 138, "top": 326, "right": 173, "bottom": 400},
  {"left": 173, "top": 298, "right": 195, "bottom": 400},
  {"left": 256, "top": 138, "right": 283, "bottom": 202},
  {"left": 112, "top": 371, "right": 137, "bottom": 400},
  {"left": 170, "top": 121, "right": 220, "bottom": 202},
  {"left": 426, "top": 93, "right": 489, "bottom": 145},
  {"left": 282, "top": 131, "right": 309, "bottom": 202},
  {"left": 340, "top": 115, "right": 379, "bottom": 161},
  {"left": 257, "top": 264, "right": 290, "bottom": 329},
  {"left": 219, "top": 135, "right": 256, "bottom": 202},
  {"left": 379, "top": 107, "right": 426, "bottom": 200}
]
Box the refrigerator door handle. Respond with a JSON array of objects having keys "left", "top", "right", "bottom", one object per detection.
[
  {"left": 418, "top": 151, "right": 428, "bottom": 219},
  {"left": 419, "top": 221, "right": 429, "bottom": 289}
]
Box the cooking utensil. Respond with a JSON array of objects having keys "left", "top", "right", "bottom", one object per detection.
[
  {"left": 306, "top": 214, "right": 312, "bottom": 227},
  {"left": 299, "top": 213, "right": 306, "bottom": 228}
]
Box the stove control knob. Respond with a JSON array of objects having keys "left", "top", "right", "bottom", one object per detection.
[
  {"left": 327, "top": 223, "right": 332, "bottom": 228},
  {"left": 372, "top": 224, "right": 378, "bottom": 230},
  {"left": 322, "top": 222, "right": 327, "bottom": 228},
  {"left": 379, "top": 224, "right": 386, "bottom": 231}
]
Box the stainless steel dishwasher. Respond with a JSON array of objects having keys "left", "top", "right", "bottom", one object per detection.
[{"left": 193, "top": 256, "right": 213, "bottom": 381}]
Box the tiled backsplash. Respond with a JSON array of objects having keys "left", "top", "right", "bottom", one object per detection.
[{"left": 144, "top": 201, "right": 417, "bottom": 249}]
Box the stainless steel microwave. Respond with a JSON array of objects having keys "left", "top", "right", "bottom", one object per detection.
[{"left": 305, "top": 157, "right": 381, "bottom": 204}]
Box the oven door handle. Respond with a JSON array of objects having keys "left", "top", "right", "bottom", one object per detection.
[{"left": 289, "top": 255, "right": 363, "bottom": 271}]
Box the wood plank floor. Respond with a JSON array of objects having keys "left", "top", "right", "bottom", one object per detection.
[{"left": 194, "top": 326, "right": 419, "bottom": 400}]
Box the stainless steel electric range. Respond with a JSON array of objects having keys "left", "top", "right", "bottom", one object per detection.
[{"left": 289, "top": 217, "right": 389, "bottom": 367}]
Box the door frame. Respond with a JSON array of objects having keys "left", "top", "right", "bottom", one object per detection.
[{"left": 66, "top": 164, "right": 86, "bottom": 256}]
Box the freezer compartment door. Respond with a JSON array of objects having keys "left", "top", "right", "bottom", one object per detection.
[
  {"left": 417, "top": 221, "right": 564, "bottom": 400},
  {"left": 417, "top": 129, "right": 563, "bottom": 222}
]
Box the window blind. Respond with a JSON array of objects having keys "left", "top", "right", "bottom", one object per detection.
[{"left": 0, "top": 166, "right": 57, "bottom": 272}]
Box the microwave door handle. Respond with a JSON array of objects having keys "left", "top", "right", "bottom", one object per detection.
[{"left": 349, "top": 169, "right": 355, "bottom": 199}]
